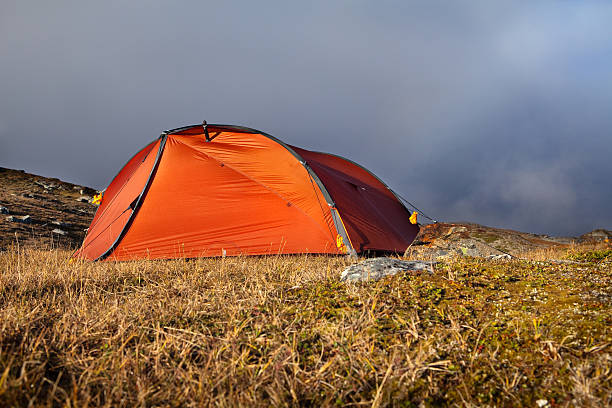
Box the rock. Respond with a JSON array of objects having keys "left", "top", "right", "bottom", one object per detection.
[
  {"left": 340, "top": 257, "right": 433, "bottom": 282},
  {"left": 22, "top": 192, "right": 45, "bottom": 200},
  {"left": 76, "top": 196, "right": 91, "bottom": 203},
  {"left": 79, "top": 187, "right": 96, "bottom": 195},
  {"left": 487, "top": 254, "right": 512, "bottom": 260},
  {"left": 536, "top": 399, "right": 549, "bottom": 408},
  {"left": 0, "top": 206, "right": 8, "bottom": 214},
  {"left": 34, "top": 180, "right": 57, "bottom": 191},
  {"left": 6, "top": 215, "right": 31, "bottom": 224},
  {"left": 580, "top": 229, "right": 612, "bottom": 242},
  {"left": 52, "top": 220, "right": 71, "bottom": 228},
  {"left": 52, "top": 229, "right": 67, "bottom": 236}
]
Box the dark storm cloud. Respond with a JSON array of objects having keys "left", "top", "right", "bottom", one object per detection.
[{"left": 1, "top": 1, "right": 611, "bottom": 235}]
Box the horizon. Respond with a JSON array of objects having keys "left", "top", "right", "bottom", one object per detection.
[{"left": 2, "top": 2, "right": 611, "bottom": 236}]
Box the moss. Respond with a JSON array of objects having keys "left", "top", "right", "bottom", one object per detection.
[{"left": 473, "top": 232, "right": 500, "bottom": 244}]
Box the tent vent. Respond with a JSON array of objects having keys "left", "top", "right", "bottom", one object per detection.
[{"left": 202, "top": 120, "right": 211, "bottom": 142}]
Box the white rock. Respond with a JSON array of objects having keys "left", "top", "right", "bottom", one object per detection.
[
  {"left": 340, "top": 257, "right": 433, "bottom": 282},
  {"left": 52, "top": 229, "right": 67, "bottom": 236},
  {"left": 6, "top": 215, "right": 31, "bottom": 224},
  {"left": 487, "top": 254, "right": 512, "bottom": 260},
  {"left": 34, "top": 180, "right": 57, "bottom": 190}
]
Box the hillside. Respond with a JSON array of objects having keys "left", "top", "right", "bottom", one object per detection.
[
  {"left": 408, "top": 222, "right": 609, "bottom": 260},
  {"left": 0, "top": 167, "right": 97, "bottom": 251}
]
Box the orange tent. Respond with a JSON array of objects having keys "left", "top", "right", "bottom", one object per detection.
[{"left": 75, "top": 123, "right": 419, "bottom": 261}]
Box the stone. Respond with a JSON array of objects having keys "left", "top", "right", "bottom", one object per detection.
[
  {"left": 580, "top": 229, "right": 612, "bottom": 242},
  {"left": 34, "top": 180, "right": 57, "bottom": 191},
  {"left": 52, "top": 220, "right": 71, "bottom": 228},
  {"left": 0, "top": 206, "right": 8, "bottom": 214},
  {"left": 487, "top": 254, "right": 512, "bottom": 260},
  {"left": 52, "top": 229, "right": 67, "bottom": 236},
  {"left": 340, "top": 257, "right": 433, "bottom": 282},
  {"left": 6, "top": 215, "right": 31, "bottom": 224},
  {"left": 76, "top": 196, "right": 91, "bottom": 203}
]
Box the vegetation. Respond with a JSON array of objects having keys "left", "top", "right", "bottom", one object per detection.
[
  {"left": 566, "top": 248, "right": 612, "bottom": 263},
  {"left": 0, "top": 244, "right": 610, "bottom": 407}
]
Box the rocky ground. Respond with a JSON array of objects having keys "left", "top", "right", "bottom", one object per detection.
[
  {"left": 0, "top": 167, "right": 98, "bottom": 251},
  {"left": 406, "top": 221, "right": 611, "bottom": 260}
]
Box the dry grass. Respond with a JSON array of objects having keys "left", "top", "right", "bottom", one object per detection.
[
  {"left": 0, "top": 244, "right": 610, "bottom": 407},
  {"left": 519, "top": 241, "right": 612, "bottom": 263}
]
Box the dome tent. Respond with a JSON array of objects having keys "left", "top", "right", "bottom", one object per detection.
[{"left": 75, "top": 123, "right": 420, "bottom": 261}]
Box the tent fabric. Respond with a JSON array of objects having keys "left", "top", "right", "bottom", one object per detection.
[
  {"left": 75, "top": 124, "right": 419, "bottom": 261},
  {"left": 292, "top": 148, "right": 420, "bottom": 253}
]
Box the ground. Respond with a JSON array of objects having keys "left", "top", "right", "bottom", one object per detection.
[
  {"left": 0, "top": 168, "right": 610, "bottom": 406},
  {"left": 0, "top": 167, "right": 96, "bottom": 251}
]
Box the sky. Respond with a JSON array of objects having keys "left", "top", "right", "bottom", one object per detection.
[{"left": 1, "top": 1, "right": 611, "bottom": 236}]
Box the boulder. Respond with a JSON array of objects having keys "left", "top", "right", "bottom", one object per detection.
[
  {"left": 580, "top": 229, "right": 612, "bottom": 242},
  {"left": 340, "top": 257, "right": 433, "bottom": 282}
]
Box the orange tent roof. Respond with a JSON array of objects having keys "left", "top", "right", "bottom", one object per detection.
[{"left": 75, "top": 124, "right": 419, "bottom": 261}]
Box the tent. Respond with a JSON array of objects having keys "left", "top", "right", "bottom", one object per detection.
[{"left": 75, "top": 123, "right": 419, "bottom": 261}]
